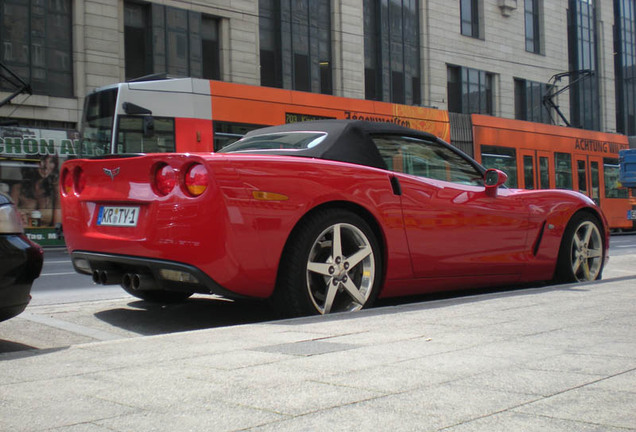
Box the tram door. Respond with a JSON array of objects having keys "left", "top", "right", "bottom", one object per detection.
[
  {"left": 519, "top": 149, "right": 552, "bottom": 189},
  {"left": 574, "top": 154, "right": 603, "bottom": 206}
]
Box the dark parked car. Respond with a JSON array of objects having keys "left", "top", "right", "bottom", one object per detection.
[{"left": 0, "top": 191, "right": 43, "bottom": 322}]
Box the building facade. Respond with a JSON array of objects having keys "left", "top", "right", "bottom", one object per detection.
[
  {"left": 2, "top": 0, "right": 634, "bottom": 132},
  {"left": 1, "top": 0, "right": 635, "bottom": 244}
]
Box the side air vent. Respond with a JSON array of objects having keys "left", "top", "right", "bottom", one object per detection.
[{"left": 532, "top": 221, "right": 547, "bottom": 256}]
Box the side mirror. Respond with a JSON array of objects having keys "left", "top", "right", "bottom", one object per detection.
[{"left": 484, "top": 169, "right": 508, "bottom": 197}]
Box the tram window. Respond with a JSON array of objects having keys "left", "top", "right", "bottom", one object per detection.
[
  {"left": 214, "top": 121, "right": 264, "bottom": 151},
  {"left": 523, "top": 155, "right": 535, "bottom": 189},
  {"left": 539, "top": 156, "right": 550, "bottom": 189},
  {"left": 480, "top": 145, "right": 517, "bottom": 187},
  {"left": 116, "top": 116, "right": 175, "bottom": 153},
  {"left": 577, "top": 160, "right": 587, "bottom": 194},
  {"left": 603, "top": 158, "right": 628, "bottom": 198},
  {"left": 555, "top": 152, "right": 572, "bottom": 190},
  {"left": 591, "top": 161, "right": 600, "bottom": 202}
]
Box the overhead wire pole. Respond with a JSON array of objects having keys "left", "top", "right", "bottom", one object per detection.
[
  {"left": 0, "top": 61, "right": 32, "bottom": 109},
  {"left": 542, "top": 69, "right": 594, "bottom": 127}
]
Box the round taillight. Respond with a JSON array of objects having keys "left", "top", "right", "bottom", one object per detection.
[
  {"left": 74, "top": 167, "right": 86, "bottom": 194},
  {"left": 184, "top": 163, "right": 208, "bottom": 197},
  {"left": 154, "top": 163, "right": 176, "bottom": 196}
]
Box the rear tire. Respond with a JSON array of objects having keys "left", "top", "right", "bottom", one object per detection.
[
  {"left": 554, "top": 212, "right": 604, "bottom": 283},
  {"left": 273, "top": 208, "right": 382, "bottom": 317}
]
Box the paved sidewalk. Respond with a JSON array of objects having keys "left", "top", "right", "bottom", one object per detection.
[{"left": 1, "top": 273, "right": 635, "bottom": 431}]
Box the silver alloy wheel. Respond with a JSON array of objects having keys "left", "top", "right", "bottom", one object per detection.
[
  {"left": 305, "top": 222, "right": 375, "bottom": 314},
  {"left": 569, "top": 220, "right": 603, "bottom": 281}
]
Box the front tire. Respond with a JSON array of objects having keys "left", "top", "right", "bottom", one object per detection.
[
  {"left": 554, "top": 212, "right": 604, "bottom": 283},
  {"left": 274, "top": 208, "right": 383, "bottom": 317}
]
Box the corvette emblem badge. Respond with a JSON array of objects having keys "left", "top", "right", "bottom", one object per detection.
[{"left": 103, "top": 167, "right": 120, "bottom": 181}]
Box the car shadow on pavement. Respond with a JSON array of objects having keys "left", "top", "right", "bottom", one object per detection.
[
  {"left": 0, "top": 339, "right": 39, "bottom": 356},
  {"left": 94, "top": 274, "right": 636, "bottom": 336},
  {"left": 94, "top": 296, "right": 278, "bottom": 336}
]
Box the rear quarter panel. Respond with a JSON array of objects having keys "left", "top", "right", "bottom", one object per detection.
[
  {"left": 61, "top": 155, "right": 411, "bottom": 298},
  {"left": 223, "top": 155, "right": 413, "bottom": 291}
]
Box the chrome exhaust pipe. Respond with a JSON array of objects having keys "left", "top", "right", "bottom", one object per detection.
[
  {"left": 99, "top": 270, "right": 123, "bottom": 285},
  {"left": 94, "top": 270, "right": 124, "bottom": 285},
  {"left": 121, "top": 273, "right": 133, "bottom": 290},
  {"left": 121, "top": 273, "right": 152, "bottom": 291},
  {"left": 130, "top": 273, "right": 152, "bottom": 291}
]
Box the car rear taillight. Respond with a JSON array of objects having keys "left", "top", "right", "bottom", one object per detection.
[
  {"left": 184, "top": 163, "right": 208, "bottom": 197},
  {"left": 61, "top": 168, "right": 73, "bottom": 196},
  {"left": 154, "top": 163, "right": 176, "bottom": 196},
  {"left": 61, "top": 166, "right": 85, "bottom": 196},
  {"left": 74, "top": 167, "right": 86, "bottom": 194}
]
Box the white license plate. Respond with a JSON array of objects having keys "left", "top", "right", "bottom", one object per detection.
[
  {"left": 628, "top": 210, "right": 636, "bottom": 220},
  {"left": 97, "top": 206, "right": 140, "bottom": 227}
]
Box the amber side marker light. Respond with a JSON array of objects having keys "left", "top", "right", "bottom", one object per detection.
[
  {"left": 252, "top": 191, "right": 289, "bottom": 201},
  {"left": 184, "top": 163, "right": 208, "bottom": 196}
]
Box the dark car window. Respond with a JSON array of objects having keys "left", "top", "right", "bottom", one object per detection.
[
  {"left": 373, "top": 135, "right": 483, "bottom": 186},
  {"left": 220, "top": 132, "right": 327, "bottom": 153}
]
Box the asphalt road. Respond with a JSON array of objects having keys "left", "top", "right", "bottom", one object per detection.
[
  {"left": 610, "top": 231, "right": 636, "bottom": 255},
  {"left": 30, "top": 248, "right": 125, "bottom": 306}
]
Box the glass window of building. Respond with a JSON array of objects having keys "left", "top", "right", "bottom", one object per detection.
[
  {"left": 614, "top": 0, "right": 636, "bottom": 135},
  {"left": 123, "top": 2, "right": 220, "bottom": 81},
  {"left": 259, "top": 0, "right": 282, "bottom": 88},
  {"left": 0, "top": 0, "right": 73, "bottom": 98},
  {"left": 201, "top": 17, "right": 220, "bottom": 81},
  {"left": 514, "top": 78, "right": 553, "bottom": 124},
  {"left": 460, "top": 0, "right": 480, "bottom": 38},
  {"left": 363, "top": 0, "right": 421, "bottom": 105},
  {"left": 259, "top": 0, "right": 332, "bottom": 94},
  {"left": 124, "top": 3, "right": 151, "bottom": 80},
  {"left": 525, "top": 0, "right": 542, "bottom": 53},
  {"left": 447, "top": 65, "right": 494, "bottom": 115},
  {"left": 567, "top": 0, "right": 600, "bottom": 130}
]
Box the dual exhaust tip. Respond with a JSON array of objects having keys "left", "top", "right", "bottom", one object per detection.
[{"left": 92, "top": 269, "right": 149, "bottom": 291}]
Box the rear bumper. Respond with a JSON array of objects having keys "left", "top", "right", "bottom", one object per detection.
[
  {"left": 71, "top": 251, "right": 252, "bottom": 300},
  {"left": 0, "top": 234, "right": 43, "bottom": 322}
]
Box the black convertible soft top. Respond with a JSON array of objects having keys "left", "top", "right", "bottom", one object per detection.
[{"left": 223, "top": 120, "right": 440, "bottom": 170}]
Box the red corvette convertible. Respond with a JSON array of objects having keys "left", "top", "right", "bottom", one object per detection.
[{"left": 60, "top": 120, "right": 608, "bottom": 316}]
